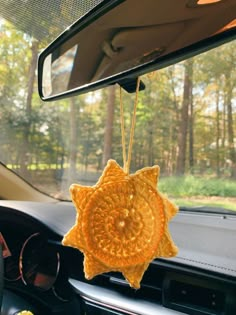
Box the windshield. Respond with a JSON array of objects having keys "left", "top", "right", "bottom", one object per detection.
[{"left": 0, "top": 19, "right": 235, "bottom": 211}]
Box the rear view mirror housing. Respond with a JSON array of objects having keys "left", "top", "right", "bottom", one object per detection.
[{"left": 38, "top": 0, "right": 236, "bottom": 101}]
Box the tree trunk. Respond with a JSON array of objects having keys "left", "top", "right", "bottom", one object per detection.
[
  {"left": 148, "top": 123, "right": 154, "bottom": 166},
  {"left": 68, "top": 97, "right": 77, "bottom": 182},
  {"left": 102, "top": 85, "right": 116, "bottom": 168},
  {"left": 188, "top": 78, "right": 194, "bottom": 174},
  {"left": 221, "top": 94, "right": 227, "bottom": 175},
  {"left": 176, "top": 59, "right": 193, "bottom": 176},
  {"left": 20, "top": 40, "right": 39, "bottom": 178},
  {"left": 225, "top": 77, "right": 236, "bottom": 178},
  {"left": 215, "top": 89, "right": 220, "bottom": 177}
]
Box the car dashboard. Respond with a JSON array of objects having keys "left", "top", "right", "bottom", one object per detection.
[{"left": 0, "top": 200, "right": 235, "bottom": 315}]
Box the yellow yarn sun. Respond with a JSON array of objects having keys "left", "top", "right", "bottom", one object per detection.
[{"left": 62, "top": 78, "right": 178, "bottom": 288}]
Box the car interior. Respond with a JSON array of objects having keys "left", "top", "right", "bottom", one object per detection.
[{"left": 0, "top": 0, "right": 236, "bottom": 315}]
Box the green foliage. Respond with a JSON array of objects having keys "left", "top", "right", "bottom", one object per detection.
[
  {"left": 159, "top": 176, "right": 236, "bottom": 198},
  {"left": 0, "top": 18, "right": 236, "bottom": 199}
]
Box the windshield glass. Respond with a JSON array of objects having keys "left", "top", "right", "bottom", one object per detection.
[{"left": 0, "top": 19, "right": 235, "bottom": 211}]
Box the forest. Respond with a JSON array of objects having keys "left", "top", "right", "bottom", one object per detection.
[{"left": 0, "top": 19, "right": 236, "bottom": 204}]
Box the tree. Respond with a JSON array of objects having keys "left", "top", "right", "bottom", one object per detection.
[
  {"left": 176, "top": 59, "right": 193, "bottom": 175},
  {"left": 102, "top": 85, "right": 116, "bottom": 168},
  {"left": 68, "top": 97, "right": 78, "bottom": 183},
  {"left": 19, "top": 39, "right": 39, "bottom": 177},
  {"left": 225, "top": 74, "right": 236, "bottom": 178}
]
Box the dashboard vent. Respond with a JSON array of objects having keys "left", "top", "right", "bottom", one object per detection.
[
  {"left": 108, "top": 274, "right": 162, "bottom": 303},
  {"left": 95, "top": 263, "right": 165, "bottom": 304},
  {"left": 161, "top": 271, "right": 236, "bottom": 315},
  {"left": 89, "top": 263, "right": 236, "bottom": 315},
  {"left": 166, "top": 280, "right": 225, "bottom": 314}
]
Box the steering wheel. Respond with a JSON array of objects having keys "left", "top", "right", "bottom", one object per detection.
[{"left": 0, "top": 245, "right": 3, "bottom": 312}]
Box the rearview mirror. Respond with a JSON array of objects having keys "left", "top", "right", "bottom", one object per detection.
[{"left": 38, "top": 0, "right": 236, "bottom": 100}]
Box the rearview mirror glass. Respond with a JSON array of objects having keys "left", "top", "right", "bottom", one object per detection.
[{"left": 38, "top": 0, "right": 236, "bottom": 100}]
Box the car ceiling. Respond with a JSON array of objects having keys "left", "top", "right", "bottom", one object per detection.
[{"left": 0, "top": 0, "right": 103, "bottom": 44}]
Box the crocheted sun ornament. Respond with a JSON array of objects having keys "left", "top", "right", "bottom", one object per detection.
[
  {"left": 63, "top": 78, "right": 178, "bottom": 288},
  {"left": 62, "top": 159, "right": 178, "bottom": 289}
]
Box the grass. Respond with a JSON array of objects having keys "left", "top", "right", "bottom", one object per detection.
[
  {"left": 5, "top": 164, "right": 236, "bottom": 211},
  {"left": 172, "top": 197, "right": 236, "bottom": 211},
  {"left": 159, "top": 175, "right": 236, "bottom": 212}
]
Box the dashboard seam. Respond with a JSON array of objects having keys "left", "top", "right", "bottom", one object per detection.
[{"left": 176, "top": 256, "right": 236, "bottom": 273}]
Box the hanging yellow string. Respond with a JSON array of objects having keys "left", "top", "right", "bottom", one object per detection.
[
  {"left": 119, "top": 86, "right": 127, "bottom": 172},
  {"left": 126, "top": 77, "right": 141, "bottom": 173},
  {"left": 120, "top": 77, "right": 141, "bottom": 174}
]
